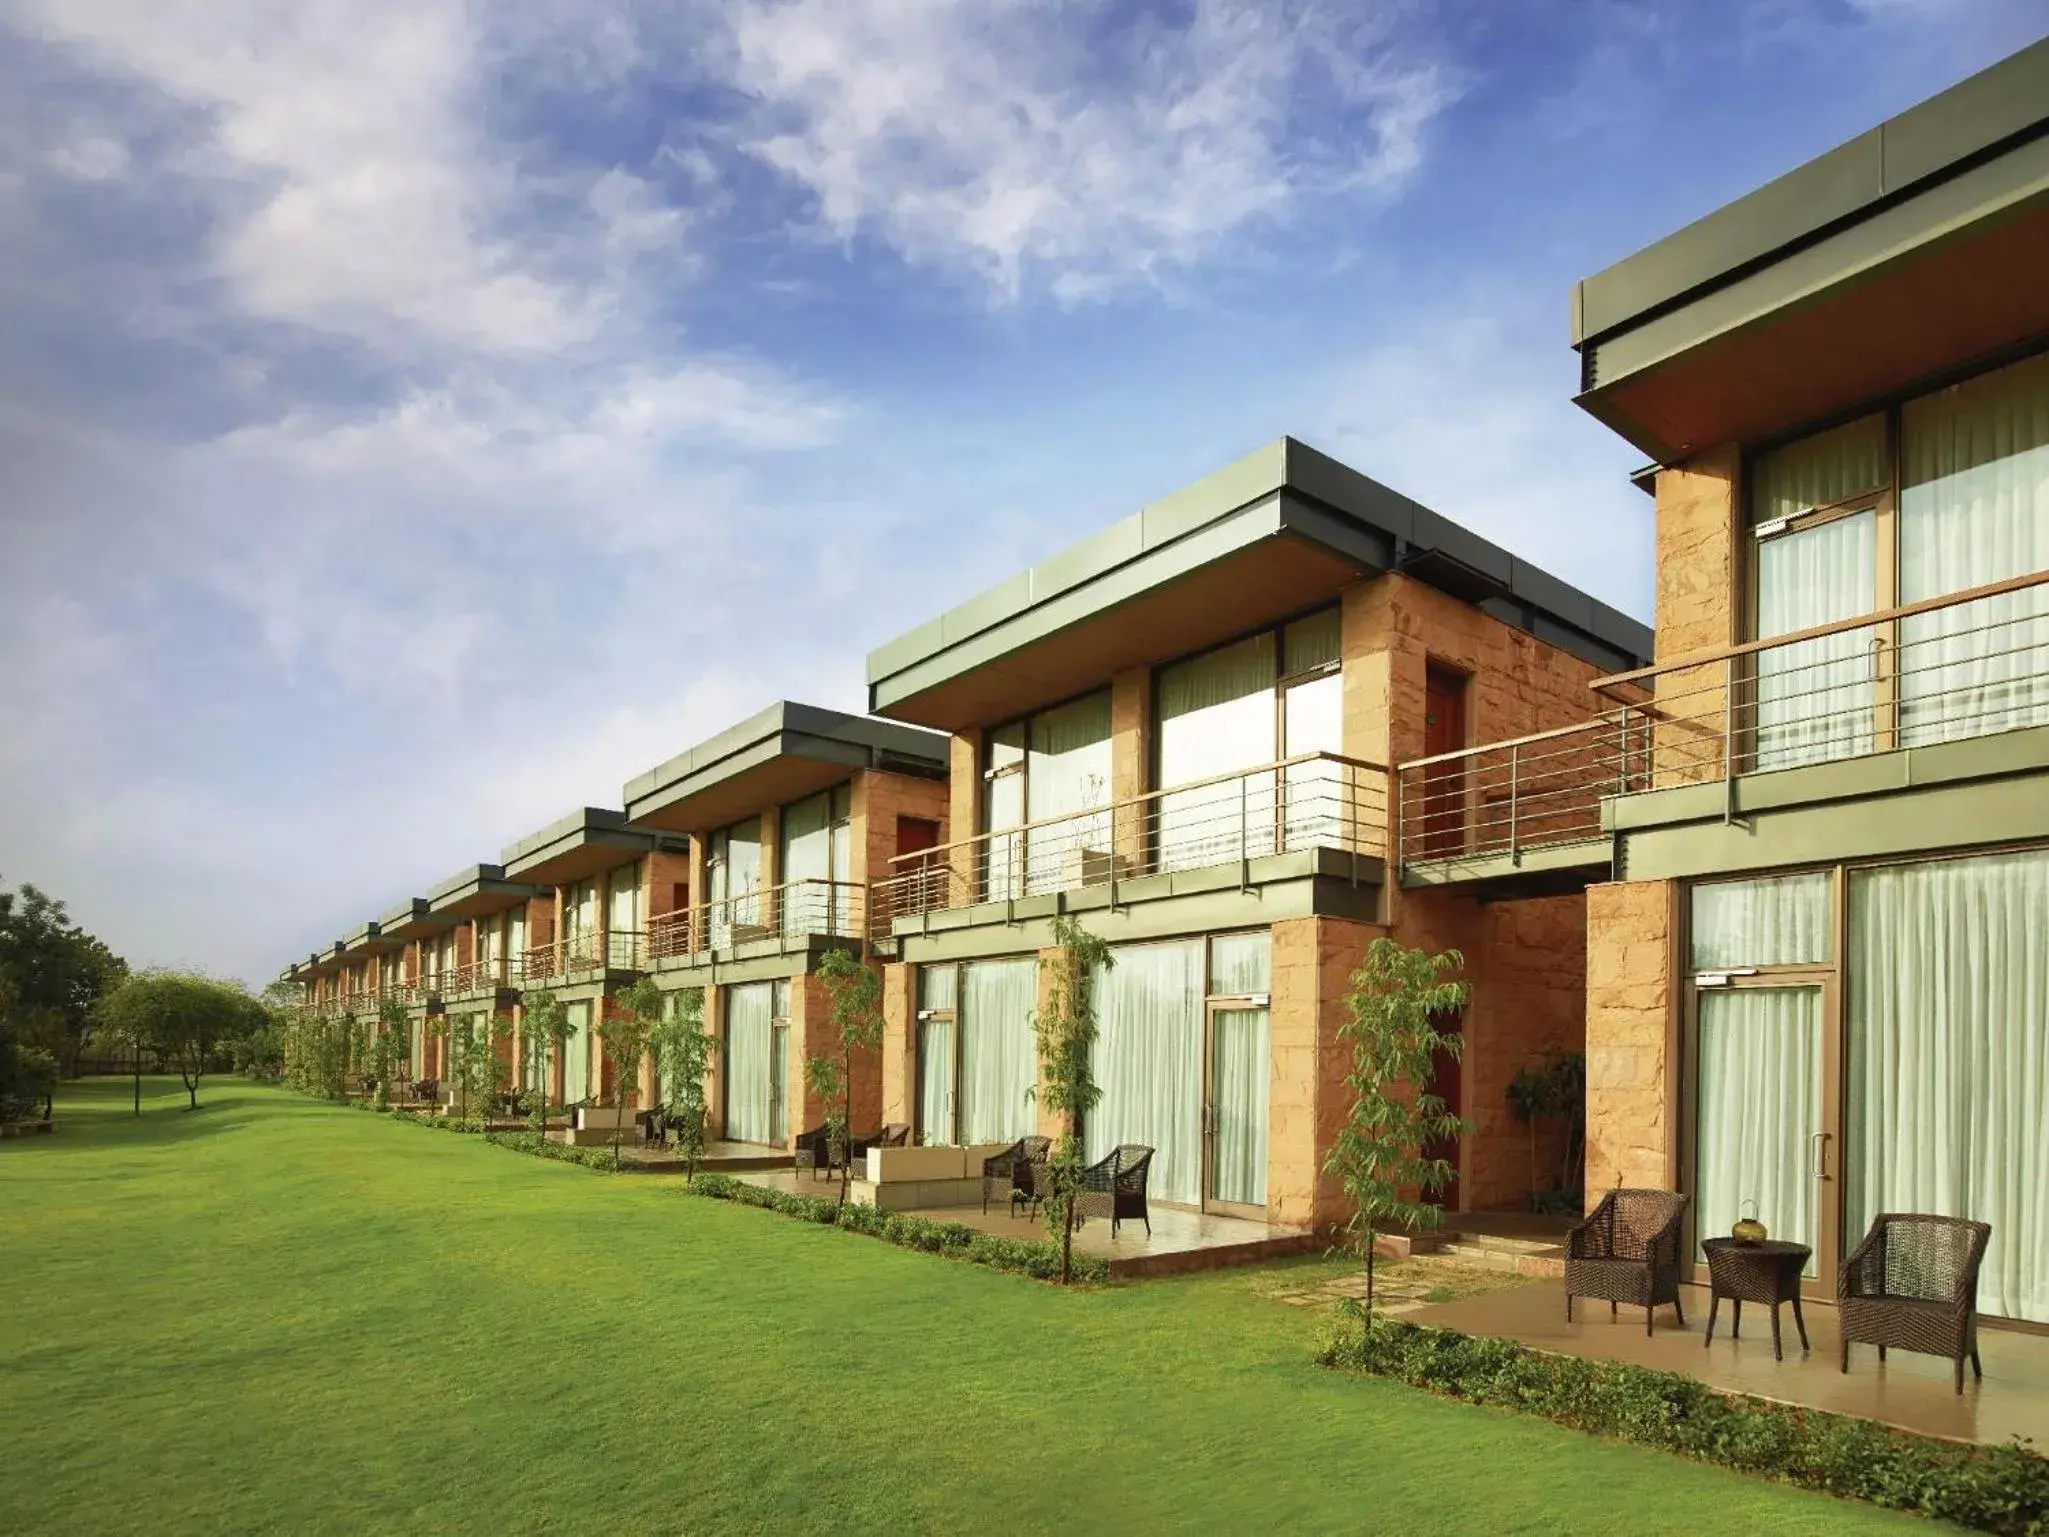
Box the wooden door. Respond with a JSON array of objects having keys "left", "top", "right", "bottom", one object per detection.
[{"left": 1422, "top": 666, "right": 1468, "bottom": 857}]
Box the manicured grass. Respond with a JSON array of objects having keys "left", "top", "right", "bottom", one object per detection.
[{"left": 1, "top": 1080, "right": 1924, "bottom": 1535}]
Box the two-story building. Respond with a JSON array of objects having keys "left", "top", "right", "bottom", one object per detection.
[
  {"left": 619, "top": 702, "right": 949, "bottom": 1151},
  {"left": 495, "top": 811, "right": 690, "bottom": 1110},
  {"left": 861, "top": 438, "right": 1652, "bottom": 1230},
  {"left": 1431, "top": 40, "right": 2049, "bottom": 1324}
]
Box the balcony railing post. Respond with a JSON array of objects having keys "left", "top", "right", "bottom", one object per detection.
[
  {"left": 1723, "top": 656, "right": 1738, "bottom": 826},
  {"left": 1238, "top": 774, "right": 1250, "bottom": 891},
  {"left": 1508, "top": 743, "right": 1521, "bottom": 866}
]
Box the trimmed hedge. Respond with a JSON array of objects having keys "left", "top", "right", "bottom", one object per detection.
[
  {"left": 1319, "top": 1314, "right": 2048, "bottom": 1535},
  {"left": 360, "top": 1098, "right": 1101, "bottom": 1283},
  {"left": 682, "top": 1172, "right": 1110, "bottom": 1285}
]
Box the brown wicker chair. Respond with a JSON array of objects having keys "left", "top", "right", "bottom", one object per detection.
[
  {"left": 1565, "top": 1188, "right": 1688, "bottom": 1335},
  {"left": 1078, "top": 1144, "right": 1154, "bottom": 1238},
  {"left": 1838, "top": 1213, "right": 1991, "bottom": 1394},
  {"left": 982, "top": 1136, "right": 1051, "bottom": 1214}
]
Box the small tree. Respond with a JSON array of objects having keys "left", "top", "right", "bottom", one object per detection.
[
  {"left": 808, "top": 950, "right": 885, "bottom": 1209},
  {"left": 95, "top": 971, "right": 252, "bottom": 1111},
  {"left": 598, "top": 981, "right": 660, "bottom": 1169},
  {"left": 370, "top": 996, "right": 410, "bottom": 1111},
  {"left": 1324, "top": 938, "right": 1471, "bottom": 1323},
  {"left": 1032, "top": 916, "right": 1112, "bottom": 1285},
  {"left": 650, "top": 987, "right": 710, "bottom": 1182},
  {"left": 521, "top": 990, "right": 574, "bottom": 1135}
]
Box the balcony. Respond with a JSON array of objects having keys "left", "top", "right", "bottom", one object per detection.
[
  {"left": 870, "top": 753, "right": 1388, "bottom": 944},
  {"left": 1397, "top": 569, "right": 2049, "bottom": 891},
  {"left": 646, "top": 879, "right": 867, "bottom": 969},
  {"left": 517, "top": 931, "right": 649, "bottom": 989}
]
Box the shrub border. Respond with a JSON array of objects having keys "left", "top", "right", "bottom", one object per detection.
[
  {"left": 363, "top": 1099, "right": 1108, "bottom": 1284},
  {"left": 1318, "top": 1314, "right": 2047, "bottom": 1535}
]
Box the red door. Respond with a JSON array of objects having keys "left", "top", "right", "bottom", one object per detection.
[
  {"left": 1422, "top": 666, "right": 1468, "bottom": 856},
  {"left": 1424, "top": 1008, "right": 1464, "bottom": 1212}
]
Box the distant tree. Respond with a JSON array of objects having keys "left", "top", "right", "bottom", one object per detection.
[
  {"left": 809, "top": 950, "right": 884, "bottom": 1209},
  {"left": 0, "top": 879, "right": 127, "bottom": 1076},
  {"left": 1325, "top": 939, "right": 1471, "bottom": 1323},
  {"left": 96, "top": 971, "right": 258, "bottom": 1111},
  {"left": 0, "top": 969, "right": 58, "bottom": 1123},
  {"left": 1032, "top": 916, "right": 1111, "bottom": 1285},
  {"left": 598, "top": 981, "right": 661, "bottom": 1168},
  {"left": 650, "top": 986, "right": 711, "bottom": 1182}
]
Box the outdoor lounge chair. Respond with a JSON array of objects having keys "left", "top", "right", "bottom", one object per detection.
[
  {"left": 793, "top": 1124, "right": 866, "bottom": 1179},
  {"left": 1078, "top": 1144, "right": 1154, "bottom": 1238},
  {"left": 1565, "top": 1187, "right": 1688, "bottom": 1335},
  {"left": 982, "top": 1136, "right": 1052, "bottom": 1215},
  {"left": 1838, "top": 1213, "right": 1991, "bottom": 1394},
  {"left": 636, "top": 1102, "right": 667, "bottom": 1144},
  {"left": 410, "top": 1077, "right": 439, "bottom": 1104}
]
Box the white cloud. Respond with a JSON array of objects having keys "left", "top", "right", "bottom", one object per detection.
[{"left": 726, "top": 0, "right": 1456, "bottom": 301}]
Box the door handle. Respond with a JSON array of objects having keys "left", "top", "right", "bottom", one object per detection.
[{"left": 1811, "top": 1131, "right": 1832, "bottom": 1181}]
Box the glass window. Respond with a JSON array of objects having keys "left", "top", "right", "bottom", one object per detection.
[
  {"left": 1753, "top": 511, "right": 1878, "bottom": 769},
  {"left": 1209, "top": 931, "right": 1271, "bottom": 996},
  {"left": 1899, "top": 350, "right": 2049, "bottom": 745},
  {"left": 1689, "top": 872, "right": 1832, "bottom": 969},
  {"left": 1088, "top": 940, "right": 1206, "bottom": 1206},
  {"left": 918, "top": 964, "right": 957, "bottom": 1014},
  {"left": 984, "top": 693, "right": 1112, "bottom": 899},
  {"left": 1283, "top": 608, "right": 1342, "bottom": 676},
  {"left": 780, "top": 785, "right": 855, "bottom": 936},
  {"left": 958, "top": 959, "right": 1038, "bottom": 1144},
  {"left": 1750, "top": 412, "right": 1887, "bottom": 525},
  {"left": 607, "top": 861, "right": 641, "bottom": 933}
]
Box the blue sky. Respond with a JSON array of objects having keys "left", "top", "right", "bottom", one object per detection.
[{"left": 1, "top": 0, "right": 2043, "bottom": 983}]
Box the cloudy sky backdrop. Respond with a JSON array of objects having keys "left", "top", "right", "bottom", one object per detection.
[{"left": 2, "top": 0, "right": 2043, "bottom": 981}]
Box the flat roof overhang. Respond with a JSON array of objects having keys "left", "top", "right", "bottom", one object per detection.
[
  {"left": 500, "top": 808, "right": 686, "bottom": 887},
  {"left": 378, "top": 897, "right": 460, "bottom": 945},
  {"left": 865, "top": 438, "right": 1651, "bottom": 731},
  {"left": 622, "top": 702, "right": 948, "bottom": 834},
  {"left": 426, "top": 863, "right": 546, "bottom": 920},
  {"left": 1574, "top": 41, "right": 2049, "bottom": 463},
  {"left": 342, "top": 920, "right": 401, "bottom": 955}
]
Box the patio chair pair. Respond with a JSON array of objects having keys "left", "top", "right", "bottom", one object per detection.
[
  {"left": 793, "top": 1122, "right": 910, "bottom": 1179},
  {"left": 983, "top": 1137, "right": 1052, "bottom": 1216}
]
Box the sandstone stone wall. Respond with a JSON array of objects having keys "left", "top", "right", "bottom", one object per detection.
[
  {"left": 1584, "top": 878, "right": 1678, "bottom": 1196},
  {"left": 1651, "top": 446, "right": 1739, "bottom": 785}
]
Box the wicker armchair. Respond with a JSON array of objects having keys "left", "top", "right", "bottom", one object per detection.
[
  {"left": 1838, "top": 1213, "right": 1991, "bottom": 1394},
  {"left": 982, "top": 1137, "right": 1052, "bottom": 1214},
  {"left": 636, "top": 1103, "right": 667, "bottom": 1144},
  {"left": 1565, "top": 1188, "right": 1688, "bottom": 1335},
  {"left": 1078, "top": 1144, "right": 1154, "bottom": 1238},
  {"left": 875, "top": 1122, "right": 912, "bottom": 1150},
  {"left": 793, "top": 1124, "right": 896, "bottom": 1179},
  {"left": 410, "top": 1077, "right": 440, "bottom": 1104}
]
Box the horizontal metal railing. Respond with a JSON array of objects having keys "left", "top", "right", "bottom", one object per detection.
[
  {"left": 1395, "top": 568, "right": 2049, "bottom": 869},
  {"left": 646, "top": 879, "right": 867, "bottom": 961},
  {"left": 517, "top": 929, "right": 648, "bottom": 982},
  {"left": 869, "top": 752, "right": 1389, "bottom": 940}
]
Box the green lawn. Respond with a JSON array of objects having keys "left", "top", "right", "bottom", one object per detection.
[{"left": 1, "top": 1080, "right": 1923, "bottom": 1535}]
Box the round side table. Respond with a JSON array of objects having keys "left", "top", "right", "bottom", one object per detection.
[{"left": 1701, "top": 1238, "right": 1812, "bottom": 1360}]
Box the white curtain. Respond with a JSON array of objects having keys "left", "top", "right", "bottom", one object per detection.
[
  {"left": 1690, "top": 872, "right": 1832, "bottom": 968},
  {"left": 1088, "top": 941, "right": 1204, "bottom": 1205},
  {"left": 958, "top": 959, "right": 1039, "bottom": 1143},
  {"left": 917, "top": 1018, "right": 955, "bottom": 1145},
  {"left": 1282, "top": 670, "right": 1345, "bottom": 852},
  {"left": 410, "top": 1019, "right": 424, "bottom": 1079},
  {"left": 1696, "top": 988, "right": 1820, "bottom": 1269},
  {"left": 1157, "top": 633, "right": 1277, "bottom": 872},
  {"left": 1210, "top": 1006, "right": 1270, "bottom": 1207},
  {"left": 724, "top": 982, "right": 775, "bottom": 1144},
  {"left": 982, "top": 726, "right": 1026, "bottom": 903},
  {"left": 1754, "top": 511, "right": 1877, "bottom": 770},
  {"left": 1750, "top": 412, "right": 1888, "bottom": 526},
  {"left": 1899, "top": 350, "right": 2049, "bottom": 746},
  {"left": 1847, "top": 850, "right": 2049, "bottom": 1322},
  {"left": 563, "top": 1001, "right": 591, "bottom": 1104},
  {"left": 1025, "top": 693, "right": 1113, "bottom": 895}
]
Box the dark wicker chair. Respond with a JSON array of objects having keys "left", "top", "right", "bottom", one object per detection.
[
  {"left": 636, "top": 1103, "right": 668, "bottom": 1144},
  {"left": 875, "top": 1122, "right": 912, "bottom": 1150},
  {"left": 793, "top": 1124, "right": 898, "bottom": 1179},
  {"left": 982, "top": 1136, "right": 1052, "bottom": 1214},
  {"left": 1838, "top": 1213, "right": 1991, "bottom": 1394},
  {"left": 410, "top": 1077, "right": 440, "bottom": 1104},
  {"left": 1078, "top": 1144, "right": 1154, "bottom": 1238},
  {"left": 1565, "top": 1188, "right": 1688, "bottom": 1335}
]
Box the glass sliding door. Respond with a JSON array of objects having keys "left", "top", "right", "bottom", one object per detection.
[
  {"left": 1898, "top": 349, "right": 2049, "bottom": 747},
  {"left": 768, "top": 981, "right": 790, "bottom": 1148},
  {"left": 1206, "top": 1005, "right": 1270, "bottom": 1214},
  {"left": 563, "top": 1001, "right": 592, "bottom": 1105},
  {"left": 1685, "top": 872, "right": 1839, "bottom": 1285},
  {"left": 1753, "top": 511, "right": 1880, "bottom": 770},
  {"left": 1157, "top": 633, "right": 1278, "bottom": 871},
  {"left": 723, "top": 982, "right": 775, "bottom": 1145},
  {"left": 1695, "top": 986, "right": 1825, "bottom": 1274},
  {"left": 957, "top": 959, "right": 1038, "bottom": 1144},
  {"left": 1088, "top": 941, "right": 1205, "bottom": 1205},
  {"left": 982, "top": 724, "right": 1026, "bottom": 903},
  {"left": 916, "top": 966, "right": 958, "bottom": 1145},
  {"left": 1024, "top": 693, "right": 1112, "bottom": 895},
  {"left": 1280, "top": 609, "right": 1345, "bottom": 853},
  {"left": 1847, "top": 849, "right": 2049, "bottom": 1322}
]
